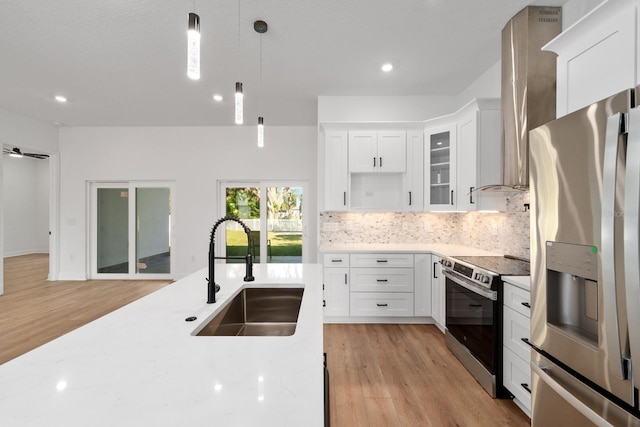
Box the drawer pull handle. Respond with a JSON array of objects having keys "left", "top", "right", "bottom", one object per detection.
[
  {"left": 376, "top": 279, "right": 388, "bottom": 282},
  {"left": 331, "top": 259, "right": 343, "bottom": 263},
  {"left": 469, "top": 303, "right": 482, "bottom": 307},
  {"left": 376, "top": 260, "right": 388, "bottom": 263},
  {"left": 376, "top": 303, "right": 388, "bottom": 307},
  {"left": 521, "top": 383, "right": 531, "bottom": 394},
  {"left": 521, "top": 302, "right": 531, "bottom": 308},
  {"left": 344, "top": 274, "right": 348, "bottom": 285}
]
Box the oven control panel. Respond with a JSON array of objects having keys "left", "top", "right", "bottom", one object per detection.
[{"left": 453, "top": 263, "right": 474, "bottom": 279}]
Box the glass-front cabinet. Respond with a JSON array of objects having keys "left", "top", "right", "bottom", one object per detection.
[{"left": 424, "top": 124, "right": 456, "bottom": 210}]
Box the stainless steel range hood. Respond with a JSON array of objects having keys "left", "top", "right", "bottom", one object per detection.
[{"left": 483, "top": 6, "right": 562, "bottom": 191}]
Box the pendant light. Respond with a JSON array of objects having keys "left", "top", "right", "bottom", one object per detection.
[
  {"left": 235, "top": 82, "right": 243, "bottom": 124},
  {"left": 257, "top": 116, "right": 264, "bottom": 147},
  {"left": 234, "top": 1, "right": 243, "bottom": 125},
  {"left": 187, "top": 12, "right": 200, "bottom": 80},
  {"left": 255, "top": 20, "right": 267, "bottom": 147}
]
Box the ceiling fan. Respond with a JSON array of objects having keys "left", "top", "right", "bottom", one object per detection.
[{"left": 2, "top": 147, "right": 49, "bottom": 159}]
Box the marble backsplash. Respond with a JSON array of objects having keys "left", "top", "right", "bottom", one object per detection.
[{"left": 320, "top": 192, "right": 531, "bottom": 259}]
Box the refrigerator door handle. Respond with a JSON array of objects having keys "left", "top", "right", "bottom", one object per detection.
[
  {"left": 624, "top": 108, "right": 640, "bottom": 386},
  {"left": 602, "top": 112, "right": 627, "bottom": 380},
  {"left": 531, "top": 362, "right": 614, "bottom": 427}
]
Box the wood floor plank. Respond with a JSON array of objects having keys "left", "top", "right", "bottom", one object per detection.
[
  {"left": 324, "top": 323, "right": 530, "bottom": 427},
  {"left": 0, "top": 254, "right": 172, "bottom": 365}
]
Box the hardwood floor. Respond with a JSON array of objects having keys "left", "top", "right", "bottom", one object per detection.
[
  {"left": 324, "top": 323, "right": 531, "bottom": 426},
  {"left": 0, "top": 254, "right": 172, "bottom": 365},
  {"left": 2, "top": 254, "right": 530, "bottom": 426}
]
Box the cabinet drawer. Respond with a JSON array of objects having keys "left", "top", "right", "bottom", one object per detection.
[
  {"left": 350, "top": 268, "right": 414, "bottom": 292},
  {"left": 503, "top": 282, "right": 531, "bottom": 317},
  {"left": 350, "top": 253, "right": 413, "bottom": 268},
  {"left": 350, "top": 292, "right": 414, "bottom": 317},
  {"left": 503, "top": 305, "right": 531, "bottom": 362},
  {"left": 323, "top": 253, "right": 350, "bottom": 268},
  {"left": 503, "top": 346, "right": 532, "bottom": 412}
]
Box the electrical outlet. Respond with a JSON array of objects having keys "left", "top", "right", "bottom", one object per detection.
[
  {"left": 364, "top": 191, "right": 374, "bottom": 198},
  {"left": 423, "top": 221, "right": 431, "bottom": 233},
  {"left": 491, "top": 223, "right": 499, "bottom": 236}
]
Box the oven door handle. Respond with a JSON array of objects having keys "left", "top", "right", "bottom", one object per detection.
[{"left": 443, "top": 270, "right": 497, "bottom": 300}]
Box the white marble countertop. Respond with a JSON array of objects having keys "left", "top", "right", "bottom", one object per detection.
[
  {"left": 319, "top": 243, "right": 502, "bottom": 257},
  {"left": 503, "top": 275, "right": 531, "bottom": 292},
  {"left": 0, "top": 263, "right": 325, "bottom": 427}
]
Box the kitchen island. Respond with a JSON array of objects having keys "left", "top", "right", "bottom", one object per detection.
[{"left": 0, "top": 263, "right": 325, "bottom": 427}]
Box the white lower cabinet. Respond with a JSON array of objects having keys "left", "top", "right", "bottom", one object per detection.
[
  {"left": 350, "top": 292, "right": 414, "bottom": 317},
  {"left": 323, "top": 252, "right": 438, "bottom": 321},
  {"left": 431, "top": 255, "right": 445, "bottom": 331},
  {"left": 350, "top": 253, "right": 414, "bottom": 317},
  {"left": 502, "top": 281, "right": 531, "bottom": 416},
  {"left": 322, "top": 254, "right": 350, "bottom": 317}
]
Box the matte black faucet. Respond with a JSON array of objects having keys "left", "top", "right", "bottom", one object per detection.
[{"left": 208, "top": 216, "right": 255, "bottom": 303}]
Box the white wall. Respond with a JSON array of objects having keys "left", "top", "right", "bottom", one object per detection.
[
  {"left": 562, "top": 0, "right": 605, "bottom": 28},
  {"left": 58, "top": 125, "right": 317, "bottom": 280},
  {"left": 3, "top": 156, "right": 50, "bottom": 257},
  {"left": 318, "top": 95, "right": 460, "bottom": 124},
  {"left": 0, "top": 108, "right": 58, "bottom": 295}
]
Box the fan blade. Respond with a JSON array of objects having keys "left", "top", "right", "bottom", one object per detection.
[{"left": 24, "top": 153, "right": 49, "bottom": 159}]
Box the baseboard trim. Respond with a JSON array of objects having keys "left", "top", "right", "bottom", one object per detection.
[{"left": 4, "top": 250, "right": 49, "bottom": 258}]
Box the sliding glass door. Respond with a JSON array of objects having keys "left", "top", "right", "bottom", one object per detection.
[
  {"left": 220, "top": 181, "right": 307, "bottom": 264},
  {"left": 90, "top": 182, "right": 174, "bottom": 279}
]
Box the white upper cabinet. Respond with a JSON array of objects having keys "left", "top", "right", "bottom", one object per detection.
[
  {"left": 324, "top": 131, "right": 349, "bottom": 211},
  {"left": 348, "top": 131, "right": 406, "bottom": 173},
  {"left": 545, "top": 0, "right": 638, "bottom": 117},
  {"left": 405, "top": 131, "right": 424, "bottom": 211},
  {"left": 456, "top": 99, "right": 502, "bottom": 211},
  {"left": 424, "top": 123, "right": 457, "bottom": 211}
]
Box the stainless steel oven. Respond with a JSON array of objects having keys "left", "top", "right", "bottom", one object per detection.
[{"left": 441, "top": 255, "right": 529, "bottom": 398}]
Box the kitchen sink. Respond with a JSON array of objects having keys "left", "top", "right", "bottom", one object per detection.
[{"left": 195, "top": 287, "right": 304, "bottom": 337}]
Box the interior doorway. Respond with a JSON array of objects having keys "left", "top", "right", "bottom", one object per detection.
[{"left": 89, "top": 181, "right": 175, "bottom": 279}]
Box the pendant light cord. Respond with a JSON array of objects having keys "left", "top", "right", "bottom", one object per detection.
[{"left": 259, "top": 33, "right": 263, "bottom": 115}]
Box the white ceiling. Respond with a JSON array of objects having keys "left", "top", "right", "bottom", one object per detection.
[{"left": 0, "top": 0, "right": 567, "bottom": 127}]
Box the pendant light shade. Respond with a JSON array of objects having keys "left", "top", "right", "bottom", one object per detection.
[
  {"left": 187, "top": 13, "right": 201, "bottom": 80},
  {"left": 235, "top": 82, "right": 244, "bottom": 124},
  {"left": 257, "top": 117, "right": 264, "bottom": 147}
]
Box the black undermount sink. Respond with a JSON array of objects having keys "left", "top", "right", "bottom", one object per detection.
[{"left": 195, "top": 287, "right": 304, "bottom": 337}]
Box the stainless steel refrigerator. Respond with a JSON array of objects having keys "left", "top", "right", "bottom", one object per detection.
[{"left": 529, "top": 88, "right": 640, "bottom": 426}]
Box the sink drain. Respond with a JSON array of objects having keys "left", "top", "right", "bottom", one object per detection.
[{"left": 185, "top": 316, "right": 197, "bottom": 322}]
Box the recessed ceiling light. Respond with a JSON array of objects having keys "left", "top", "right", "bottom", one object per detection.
[
  {"left": 381, "top": 63, "right": 393, "bottom": 72},
  {"left": 213, "top": 94, "right": 223, "bottom": 102},
  {"left": 54, "top": 95, "right": 67, "bottom": 103}
]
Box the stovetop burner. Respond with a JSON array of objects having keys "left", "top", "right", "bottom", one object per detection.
[{"left": 452, "top": 256, "right": 530, "bottom": 276}]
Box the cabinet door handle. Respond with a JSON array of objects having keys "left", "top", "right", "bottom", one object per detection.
[
  {"left": 343, "top": 191, "right": 346, "bottom": 206},
  {"left": 470, "top": 187, "right": 475, "bottom": 204},
  {"left": 433, "top": 262, "right": 438, "bottom": 279},
  {"left": 409, "top": 191, "right": 412, "bottom": 206},
  {"left": 323, "top": 300, "right": 326, "bottom": 307},
  {"left": 469, "top": 303, "right": 482, "bottom": 307},
  {"left": 376, "top": 259, "right": 388, "bottom": 263},
  {"left": 376, "top": 279, "right": 388, "bottom": 282},
  {"left": 344, "top": 274, "right": 348, "bottom": 285},
  {"left": 331, "top": 259, "right": 343, "bottom": 263},
  {"left": 376, "top": 303, "right": 388, "bottom": 307},
  {"left": 521, "top": 302, "right": 531, "bottom": 308},
  {"left": 521, "top": 383, "right": 531, "bottom": 394},
  {"left": 379, "top": 157, "right": 382, "bottom": 168},
  {"left": 373, "top": 157, "right": 376, "bottom": 167},
  {"left": 451, "top": 190, "right": 454, "bottom": 205}
]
